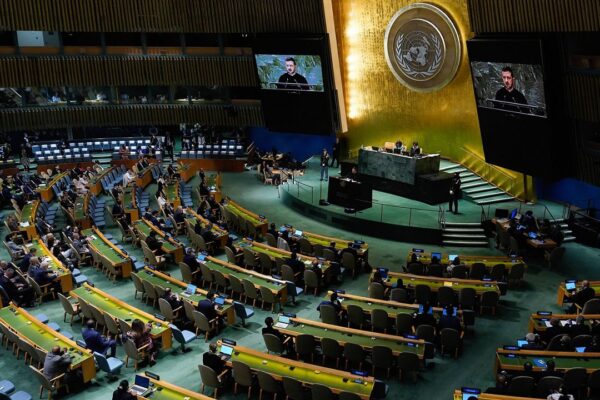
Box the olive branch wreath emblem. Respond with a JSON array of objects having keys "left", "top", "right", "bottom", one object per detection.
[{"left": 395, "top": 33, "right": 443, "bottom": 79}]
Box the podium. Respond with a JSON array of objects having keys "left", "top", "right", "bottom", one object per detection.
[{"left": 327, "top": 176, "right": 372, "bottom": 211}]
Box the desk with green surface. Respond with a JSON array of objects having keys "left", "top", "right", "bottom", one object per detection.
[
  {"left": 70, "top": 283, "right": 172, "bottom": 349},
  {"left": 0, "top": 304, "right": 96, "bottom": 382},
  {"left": 223, "top": 199, "right": 268, "bottom": 236},
  {"left": 37, "top": 171, "right": 68, "bottom": 202},
  {"left": 557, "top": 280, "right": 600, "bottom": 306},
  {"left": 165, "top": 183, "right": 181, "bottom": 210},
  {"left": 528, "top": 313, "right": 600, "bottom": 333},
  {"left": 83, "top": 227, "right": 133, "bottom": 278},
  {"left": 202, "top": 256, "right": 287, "bottom": 303},
  {"left": 285, "top": 228, "right": 368, "bottom": 258},
  {"left": 25, "top": 239, "right": 73, "bottom": 293},
  {"left": 133, "top": 219, "right": 184, "bottom": 263},
  {"left": 122, "top": 186, "right": 139, "bottom": 222},
  {"left": 220, "top": 342, "right": 374, "bottom": 399},
  {"left": 237, "top": 239, "right": 334, "bottom": 275},
  {"left": 495, "top": 348, "right": 600, "bottom": 373},
  {"left": 18, "top": 200, "right": 38, "bottom": 239},
  {"left": 329, "top": 291, "right": 463, "bottom": 323},
  {"left": 185, "top": 208, "right": 229, "bottom": 248},
  {"left": 177, "top": 162, "right": 194, "bottom": 183},
  {"left": 375, "top": 271, "right": 501, "bottom": 296},
  {"left": 407, "top": 251, "right": 526, "bottom": 271},
  {"left": 137, "top": 267, "right": 235, "bottom": 324},
  {"left": 71, "top": 194, "right": 91, "bottom": 229},
  {"left": 137, "top": 375, "right": 212, "bottom": 400},
  {"left": 279, "top": 316, "right": 424, "bottom": 359}
]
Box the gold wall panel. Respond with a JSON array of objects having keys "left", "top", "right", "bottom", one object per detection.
[{"left": 333, "top": 0, "right": 528, "bottom": 199}]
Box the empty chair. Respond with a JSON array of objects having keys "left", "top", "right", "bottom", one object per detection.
[
  {"left": 416, "top": 324, "right": 436, "bottom": 343},
  {"left": 346, "top": 304, "right": 365, "bottom": 329},
  {"left": 437, "top": 286, "right": 455, "bottom": 307},
  {"left": 228, "top": 275, "right": 244, "bottom": 300},
  {"left": 179, "top": 262, "right": 197, "bottom": 284},
  {"left": 29, "top": 365, "right": 68, "bottom": 400},
  {"left": 508, "top": 263, "right": 525, "bottom": 285},
  {"left": 170, "top": 324, "right": 196, "bottom": 353},
  {"left": 311, "top": 384, "right": 334, "bottom": 400},
  {"left": 371, "top": 345, "right": 393, "bottom": 378},
  {"left": 536, "top": 376, "right": 564, "bottom": 398},
  {"left": 341, "top": 251, "right": 358, "bottom": 278},
  {"left": 263, "top": 333, "right": 285, "bottom": 355},
  {"left": 233, "top": 301, "right": 254, "bottom": 327},
  {"left": 256, "top": 370, "right": 283, "bottom": 400},
  {"left": 368, "top": 282, "right": 385, "bottom": 300},
  {"left": 490, "top": 264, "right": 506, "bottom": 281},
  {"left": 371, "top": 308, "right": 389, "bottom": 333},
  {"left": 563, "top": 367, "right": 588, "bottom": 399},
  {"left": 427, "top": 264, "right": 444, "bottom": 277},
  {"left": 319, "top": 303, "right": 339, "bottom": 325},
  {"left": 294, "top": 334, "right": 316, "bottom": 362},
  {"left": 480, "top": 291, "right": 500, "bottom": 315},
  {"left": 507, "top": 375, "right": 535, "bottom": 397},
  {"left": 458, "top": 288, "right": 477, "bottom": 310},
  {"left": 212, "top": 270, "right": 229, "bottom": 293},
  {"left": 582, "top": 299, "right": 600, "bottom": 314},
  {"left": 297, "top": 238, "right": 313, "bottom": 256},
  {"left": 259, "top": 286, "right": 280, "bottom": 313},
  {"left": 414, "top": 284, "right": 431, "bottom": 304},
  {"left": 546, "top": 246, "right": 566, "bottom": 269},
  {"left": 225, "top": 246, "right": 242, "bottom": 265},
  {"left": 242, "top": 279, "right": 260, "bottom": 306},
  {"left": 192, "top": 311, "right": 217, "bottom": 342},
  {"left": 397, "top": 351, "right": 420, "bottom": 383},
  {"left": 303, "top": 269, "right": 320, "bottom": 296},
  {"left": 390, "top": 288, "right": 409, "bottom": 303},
  {"left": 343, "top": 342, "right": 365, "bottom": 370},
  {"left": 321, "top": 337, "right": 342, "bottom": 368},
  {"left": 258, "top": 252, "right": 275, "bottom": 275},
  {"left": 141, "top": 280, "right": 158, "bottom": 307},
  {"left": 232, "top": 361, "right": 254, "bottom": 399},
  {"left": 440, "top": 328, "right": 461, "bottom": 358},
  {"left": 94, "top": 352, "right": 124, "bottom": 380},
  {"left": 58, "top": 293, "right": 81, "bottom": 325},
  {"left": 265, "top": 233, "right": 277, "bottom": 248},
  {"left": 282, "top": 376, "right": 305, "bottom": 400},
  {"left": 198, "top": 365, "right": 225, "bottom": 397},
  {"left": 131, "top": 273, "right": 146, "bottom": 300},
  {"left": 469, "top": 263, "right": 486, "bottom": 280},
  {"left": 451, "top": 265, "right": 467, "bottom": 279},
  {"left": 242, "top": 248, "right": 259, "bottom": 270},
  {"left": 396, "top": 313, "right": 414, "bottom": 336}
]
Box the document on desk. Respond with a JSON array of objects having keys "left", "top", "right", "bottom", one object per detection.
[{"left": 544, "top": 320, "right": 553, "bottom": 328}]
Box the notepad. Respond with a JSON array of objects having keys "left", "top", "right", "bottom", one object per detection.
[{"left": 544, "top": 320, "right": 553, "bottom": 328}]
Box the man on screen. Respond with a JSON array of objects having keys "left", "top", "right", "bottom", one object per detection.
[
  {"left": 494, "top": 66, "right": 529, "bottom": 112},
  {"left": 277, "top": 57, "right": 309, "bottom": 90}
]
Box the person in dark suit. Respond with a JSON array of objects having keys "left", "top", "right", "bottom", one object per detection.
[
  {"left": 161, "top": 287, "right": 183, "bottom": 309},
  {"left": 409, "top": 142, "right": 421, "bottom": 157},
  {"left": 543, "top": 318, "right": 565, "bottom": 344},
  {"left": 183, "top": 248, "right": 201, "bottom": 273},
  {"left": 82, "top": 319, "right": 116, "bottom": 357},
  {"left": 261, "top": 316, "right": 284, "bottom": 341},
  {"left": 448, "top": 172, "right": 461, "bottom": 214},
  {"left": 19, "top": 247, "right": 37, "bottom": 273},
  {"left": 539, "top": 360, "right": 562, "bottom": 378},
  {"left": 202, "top": 343, "right": 226, "bottom": 374},
  {"left": 112, "top": 380, "right": 136, "bottom": 400},
  {"left": 317, "top": 292, "right": 343, "bottom": 314},
  {"left": 566, "top": 280, "right": 595, "bottom": 313},
  {"left": 196, "top": 291, "right": 217, "bottom": 322},
  {"left": 145, "top": 231, "right": 165, "bottom": 256},
  {"left": 0, "top": 268, "right": 34, "bottom": 306},
  {"left": 200, "top": 223, "right": 216, "bottom": 243},
  {"left": 320, "top": 149, "right": 329, "bottom": 181},
  {"left": 569, "top": 315, "right": 590, "bottom": 338},
  {"left": 330, "top": 137, "right": 340, "bottom": 168},
  {"left": 268, "top": 223, "right": 279, "bottom": 240},
  {"left": 438, "top": 305, "right": 462, "bottom": 333},
  {"left": 286, "top": 252, "right": 305, "bottom": 274},
  {"left": 413, "top": 302, "right": 437, "bottom": 329}
]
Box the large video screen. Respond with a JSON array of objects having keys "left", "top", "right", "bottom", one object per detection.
[
  {"left": 255, "top": 54, "right": 324, "bottom": 92},
  {"left": 470, "top": 61, "right": 546, "bottom": 117}
]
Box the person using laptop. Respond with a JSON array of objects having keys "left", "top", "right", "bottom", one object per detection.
[
  {"left": 183, "top": 247, "right": 201, "bottom": 276},
  {"left": 196, "top": 291, "right": 222, "bottom": 329},
  {"left": 568, "top": 315, "right": 590, "bottom": 338},
  {"left": 202, "top": 343, "right": 226, "bottom": 375},
  {"left": 438, "top": 305, "right": 462, "bottom": 334},
  {"left": 565, "top": 280, "right": 595, "bottom": 313},
  {"left": 522, "top": 332, "right": 544, "bottom": 350},
  {"left": 413, "top": 302, "right": 436, "bottom": 330},
  {"left": 83, "top": 319, "right": 117, "bottom": 358},
  {"left": 286, "top": 252, "right": 305, "bottom": 275},
  {"left": 262, "top": 317, "right": 284, "bottom": 341},
  {"left": 161, "top": 287, "right": 183, "bottom": 310},
  {"left": 112, "top": 380, "right": 136, "bottom": 400}
]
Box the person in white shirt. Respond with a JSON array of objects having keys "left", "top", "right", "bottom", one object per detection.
[
  {"left": 122, "top": 170, "right": 136, "bottom": 187},
  {"left": 157, "top": 193, "right": 167, "bottom": 209}
]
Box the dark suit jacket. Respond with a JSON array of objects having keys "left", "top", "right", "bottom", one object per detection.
[
  {"left": 438, "top": 315, "right": 462, "bottom": 333},
  {"left": 203, "top": 352, "right": 225, "bottom": 374},
  {"left": 82, "top": 328, "right": 111, "bottom": 354},
  {"left": 413, "top": 313, "right": 437, "bottom": 329},
  {"left": 570, "top": 287, "right": 596, "bottom": 308},
  {"left": 196, "top": 299, "right": 217, "bottom": 321},
  {"left": 183, "top": 254, "right": 200, "bottom": 273}
]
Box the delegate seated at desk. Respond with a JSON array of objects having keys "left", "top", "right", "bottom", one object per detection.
[
  {"left": 395, "top": 140, "right": 406, "bottom": 153},
  {"left": 409, "top": 142, "right": 422, "bottom": 157},
  {"left": 346, "top": 167, "right": 360, "bottom": 182}
]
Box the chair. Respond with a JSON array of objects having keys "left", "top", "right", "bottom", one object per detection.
[
  {"left": 169, "top": 324, "right": 196, "bottom": 353},
  {"left": 416, "top": 324, "right": 436, "bottom": 343},
  {"left": 371, "top": 308, "right": 389, "bottom": 333},
  {"left": 368, "top": 282, "right": 385, "bottom": 299},
  {"left": 225, "top": 246, "right": 242, "bottom": 265},
  {"left": 294, "top": 334, "right": 316, "bottom": 362},
  {"left": 123, "top": 338, "right": 149, "bottom": 370},
  {"left": 321, "top": 337, "right": 342, "bottom": 368},
  {"left": 265, "top": 233, "right": 277, "bottom": 248},
  {"left": 281, "top": 264, "right": 300, "bottom": 284},
  {"left": 395, "top": 313, "right": 414, "bottom": 336},
  {"left": 90, "top": 305, "right": 107, "bottom": 333},
  {"left": 58, "top": 293, "right": 81, "bottom": 325},
  {"left": 536, "top": 376, "right": 564, "bottom": 398},
  {"left": 469, "top": 263, "right": 487, "bottom": 280},
  {"left": 27, "top": 277, "right": 56, "bottom": 304},
  {"left": 339, "top": 392, "right": 362, "bottom": 400},
  {"left": 103, "top": 314, "right": 120, "bottom": 338},
  {"left": 282, "top": 376, "right": 305, "bottom": 400},
  {"left": 371, "top": 345, "right": 393, "bottom": 378},
  {"left": 192, "top": 311, "right": 217, "bottom": 341},
  {"left": 141, "top": 280, "right": 158, "bottom": 308},
  {"left": 480, "top": 291, "right": 500, "bottom": 315},
  {"left": 440, "top": 328, "right": 460, "bottom": 358},
  {"left": 572, "top": 334, "right": 593, "bottom": 347},
  {"left": 582, "top": 299, "right": 600, "bottom": 314},
  {"left": 427, "top": 264, "right": 444, "bottom": 277},
  {"left": 263, "top": 333, "right": 285, "bottom": 355},
  {"left": 229, "top": 275, "right": 244, "bottom": 300},
  {"left": 212, "top": 270, "right": 230, "bottom": 294},
  {"left": 198, "top": 365, "right": 226, "bottom": 398},
  {"left": 414, "top": 284, "right": 431, "bottom": 304},
  {"left": 341, "top": 251, "right": 358, "bottom": 278},
  {"left": 407, "top": 262, "right": 424, "bottom": 275},
  {"left": 390, "top": 288, "right": 409, "bottom": 303},
  {"left": 451, "top": 265, "right": 467, "bottom": 279},
  {"left": 199, "top": 263, "right": 215, "bottom": 290},
  {"left": 259, "top": 286, "right": 280, "bottom": 312},
  {"left": 256, "top": 370, "right": 283, "bottom": 400},
  {"left": 158, "top": 298, "right": 182, "bottom": 323},
  {"left": 346, "top": 304, "right": 365, "bottom": 329},
  {"left": 77, "top": 299, "right": 95, "bottom": 322},
  {"left": 242, "top": 248, "right": 259, "bottom": 270},
  {"left": 319, "top": 304, "right": 338, "bottom": 325},
  {"left": 118, "top": 319, "right": 132, "bottom": 337},
  {"left": 94, "top": 352, "right": 124, "bottom": 380},
  {"left": 397, "top": 351, "right": 420, "bottom": 383},
  {"left": 437, "top": 286, "right": 455, "bottom": 307},
  {"left": 322, "top": 248, "right": 336, "bottom": 261},
  {"left": 508, "top": 263, "right": 525, "bottom": 286},
  {"left": 507, "top": 375, "right": 535, "bottom": 397},
  {"left": 233, "top": 301, "right": 255, "bottom": 327},
  {"left": 490, "top": 264, "right": 506, "bottom": 281},
  {"left": 563, "top": 367, "right": 587, "bottom": 399},
  {"left": 587, "top": 369, "right": 600, "bottom": 398},
  {"left": 313, "top": 244, "right": 324, "bottom": 258},
  {"left": 232, "top": 361, "right": 254, "bottom": 399},
  {"left": 303, "top": 269, "right": 320, "bottom": 296},
  {"left": 29, "top": 365, "right": 68, "bottom": 400},
  {"left": 546, "top": 246, "right": 566, "bottom": 269},
  {"left": 242, "top": 279, "right": 260, "bottom": 306},
  {"left": 343, "top": 342, "right": 364, "bottom": 370},
  {"left": 179, "top": 262, "right": 197, "bottom": 284},
  {"left": 458, "top": 288, "right": 477, "bottom": 310},
  {"left": 311, "top": 384, "right": 334, "bottom": 400},
  {"left": 131, "top": 273, "right": 146, "bottom": 300}
]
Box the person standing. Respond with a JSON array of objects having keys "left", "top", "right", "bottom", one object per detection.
[
  {"left": 20, "top": 145, "right": 30, "bottom": 172},
  {"left": 449, "top": 172, "right": 461, "bottom": 214},
  {"left": 164, "top": 132, "right": 174, "bottom": 161},
  {"left": 320, "top": 149, "right": 329, "bottom": 181},
  {"left": 330, "top": 137, "right": 340, "bottom": 168}
]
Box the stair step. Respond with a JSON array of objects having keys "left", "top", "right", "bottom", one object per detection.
[
  {"left": 444, "top": 222, "right": 482, "bottom": 227},
  {"left": 469, "top": 190, "right": 505, "bottom": 200},
  {"left": 563, "top": 236, "right": 576, "bottom": 242},
  {"left": 443, "top": 233, "right": 488, "bottom": 239},
  {"left": 458, "top": 172, "right": 476, "bottom": 179},
  {"left": 562, "top": 229, "right": 573, "bottom": 235},
  {"left": 461, "top": 176, "right": 482, "bottom": 184},
  {"left": 462, "top": 181, "right": 489, "bottom": 189},
  {"left": 463, "top": 186, "right": 500, "bottom": 195},
  {"left": 444, "top": 228, "right": 485, "bottom": 233},
  {"left": 440, "top": 165, "right": 466, "bottom": 173},
  {"left": 559, "top": 223, "right": 568, "bottom": 229},
  {"left": 475, "top": 196, "right": 514, "bottom": 205},
  {"left": 443, "top": 240, "right": 489, "bottom": 247},
  {"left": 549, "top": 219, "right": 565, "bottom": 223}
]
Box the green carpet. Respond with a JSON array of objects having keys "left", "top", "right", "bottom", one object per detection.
[{"left": 0, "top": 169, "right": 598, "bottom": 400}]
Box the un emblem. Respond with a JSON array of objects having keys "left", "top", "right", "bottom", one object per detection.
[{"left": 384, "top": 3, "right": 461, "bottom": 92}]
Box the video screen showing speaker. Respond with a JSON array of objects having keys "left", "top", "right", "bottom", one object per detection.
[
  {"left": 254, "top": 35, "right": 336, "bottom": 135},
  {"left": 467, "top": 38, "right": 562, "bottom": 177},
  {"left": 255, "top": 54, "right": 324, "bottom": 92},
  {"left": 470, "top": 61, "right": 547, "bottom": 118}
]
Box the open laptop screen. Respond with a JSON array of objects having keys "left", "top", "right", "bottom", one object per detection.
[
  {"left": 134, "top": 375, "right": 150, "bottom": 389},
  {"left": 185, "top": 284, "right": 197, "bottom": 294},
  {"left": 220, "top": 345, "right": 234, "bottom": 356},
  {"left": 214, "top": 297, "right": 225, "bottom": 305}
]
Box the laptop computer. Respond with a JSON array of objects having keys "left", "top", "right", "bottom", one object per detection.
[
  {"left": 294, "top": 230, "right": 303, "bottom": 237},
  {"left": 528, "top": 231, "right": 538, "bottom": 239},
  {"left": 576, "top": 347, "right": 586, "bottom": 353},
  {"left": 378, "top": 268, "right": 388, "bottom": 280},
  {"left": 448, "top": 254, "right": 458, "bottom": 262},
  {"left": 274, "top": 315, "right": 291, "bottom": 329},
  {"left": 219, "top": 344, "right": 234, "bottom": 361},
  {"left": 181, "top": 283, "right": 197, "bottom": 297},
  {"left": 431, "top": 252, "right": 441, "bottom": 261},
  {"left": 214, "top": 296, "right": 225, "bottom": 309},
  {"left": 565, "top": 281, "right": 577, "bottom": 291},
  {"left": 443, "top": 306, "right": 458, "bottom": 317},
  {"left": 517, "top": 340, "right": 528, "bottom": 348},
  {"left": 129, "top": 375, "right": 151, "bottom": 396}
]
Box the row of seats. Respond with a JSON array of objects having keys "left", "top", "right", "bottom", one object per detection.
[
  {"left": 135, "top": 187, "right": 150, "bottom": 213},
  {"left": 87, "top": 194, "right": 106, "bottom": 228},
  {"left": 179, "top": 181, "right": 193, "bottom": 208},
  {"left": 50, "top": 174, "right": 71, "bottom": 199},
  {"left": 99, "top": 165, "right": 127, "bottom": 193},
  {"left": 180, "top": 146, "right": 244, "bottom": 159}
]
